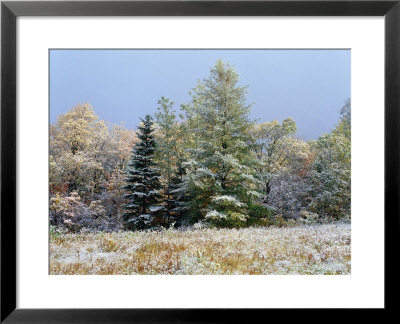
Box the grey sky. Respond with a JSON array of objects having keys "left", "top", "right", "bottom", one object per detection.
[{"left": 50, "top": 49, "right": 350, "bottom": 140}]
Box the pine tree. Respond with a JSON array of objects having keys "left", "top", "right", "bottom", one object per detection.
[
  {"left": 123, "top": 115, "right": 164, "bottom": 230},
  {"left": 154, "top": 97, "right": 190, "bottom": 226},
  {"left": 182, "top": 60, "right": 261, "bottom": 227},
  {"left": 154, "top": 97, "right": 176, "bottom": 225}
]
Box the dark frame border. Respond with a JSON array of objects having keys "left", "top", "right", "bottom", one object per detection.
[{"left": 1, "top": 1, "right": 399, "bottom": 322}]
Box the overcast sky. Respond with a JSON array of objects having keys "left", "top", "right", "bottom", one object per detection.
[{"left": 50, "top": 49, "right": 350, "bottom": 140}]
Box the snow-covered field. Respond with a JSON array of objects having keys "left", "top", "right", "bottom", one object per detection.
[{"left": 49, "top": 223, "right": 351, "bottom": 275}]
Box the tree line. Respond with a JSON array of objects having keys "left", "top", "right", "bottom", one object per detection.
[{"left": 49, "top": 60, "right": 351, "bottom": 232}]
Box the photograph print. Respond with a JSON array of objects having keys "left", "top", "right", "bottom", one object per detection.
[{"left": 49, "top": 49, "right": 351, "bottom": 275}]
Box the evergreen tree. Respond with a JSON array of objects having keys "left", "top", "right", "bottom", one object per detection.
[
  {"left": 182, "top": 60, "right": 261, "bottom": 227},
  {"left": 123, "top": 115, "right": 164, "bottom": 230},
  {"left": 154, "top": 97, "right": 185, "bottom": 226},
  {"left": 333, "top": 98, "right": 351, "bottom": 140}
]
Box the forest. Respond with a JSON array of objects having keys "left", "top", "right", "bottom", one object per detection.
[{"left": 49, "top": 60, "right": 351, "bottom": 233}]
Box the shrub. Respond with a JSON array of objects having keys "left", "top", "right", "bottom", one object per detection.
[
  {"left": 49, "top": 191, "right": 110, "bottom": 232},
  {"left": 49, "top": 192, "right": 86, "bottom": 232},
  {"left": 225, "top": 211, "right": 247, "bottom": 228},
  {"left": 299, "top": 210, "right": 319, "bottom": 223},
  {"left": 247, "top": 203, "right": 272, "bottom": 226},
  {"left": 273, "top": 214, "right": 286, "bottom": 227}
]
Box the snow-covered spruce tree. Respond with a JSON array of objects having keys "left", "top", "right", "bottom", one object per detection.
[
  {"left": 123, "top": 115, "right": 164, "bottom": 230},
  {"left": 182, "top": 60, "right": 261, "bottom": 227}
]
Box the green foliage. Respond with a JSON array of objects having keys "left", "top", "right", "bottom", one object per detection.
[
  {"left": 181, "top": 60, "right": 261, "bottom": 226},
  {"left": 246, "top": 203, "right": 273, "bottom": 226}
]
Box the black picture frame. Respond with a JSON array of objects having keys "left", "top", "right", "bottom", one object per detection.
[{"left": 1, "top": 0, "right": 399, "bottom": 322}]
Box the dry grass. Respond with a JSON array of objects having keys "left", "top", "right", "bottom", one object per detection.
[{"left": 49, "top": 223, "right": 351, "bottom": 275}]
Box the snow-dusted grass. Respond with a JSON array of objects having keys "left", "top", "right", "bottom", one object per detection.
[{"left": 49, "top": 224, "right": 351, "bottom": 275}]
